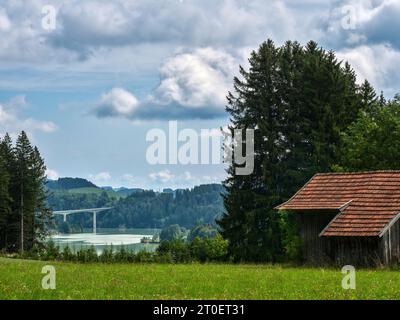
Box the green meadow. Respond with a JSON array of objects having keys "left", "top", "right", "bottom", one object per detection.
[{"left": 1, "top": 258, "right": 400, "bottom": 300}]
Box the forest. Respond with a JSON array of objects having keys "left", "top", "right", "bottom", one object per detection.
[
  {"left": 47, "top": 183, "right": 224, "bottom": 231},
  {"left": 0, "top": 132, "right": 51, "bottom": 252}
]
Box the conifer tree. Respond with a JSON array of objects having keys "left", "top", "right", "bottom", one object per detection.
[
  {"left": 0, "top": 132, "right": 53, "bottom": 252},
  {"left": 31, "top": 146, "right": 53, "bottom": 245},
  {"left": 15, "top": 131, "right": 35, "bottom": 252},
  {"left": 0, "top": 141, "right": 11, "bottom": 250},
  {"left": 0, "top": 134, "right": 17, "bottom": 251}
]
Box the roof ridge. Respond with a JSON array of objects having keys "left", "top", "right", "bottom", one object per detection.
[{"left": 316, "top": 170, "right": 400, "bottom": 176}]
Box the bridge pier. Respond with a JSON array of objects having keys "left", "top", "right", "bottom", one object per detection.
[
  {"left": 93, "top": 211, "right": 97, "bottom": 234},
  {"left": 53, "top": 207, "right": 112, "bottom": 235}
]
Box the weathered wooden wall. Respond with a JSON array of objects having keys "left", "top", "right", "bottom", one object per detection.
[
  {"left": 327, "top": 237, "right": 380, "bottom": 266},
  {"left": 298, "top": 212, "right": 400, "bottom": 266},
  {"left": 298, "top": 213, "right": 336, "bottom": 264},
  {"left": 379, "top": 218, "right": 400, "bottom": 265}
]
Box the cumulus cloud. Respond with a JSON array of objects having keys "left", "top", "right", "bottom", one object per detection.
[
  {"left": 0, "top": 0, "right": 316, "bottom": 68},
  {"left": 89, "top": 172, "right": 112, "bottom": 183},
  {"left": 149, "top": 170, "right": 175, "bottom": 184},
  {"left": 2, "top": 0, "right": 400, "bottom": 110},
  {"left": 93, "top": 48, "right": 240, "bottom": 120},
  {"left": 121, "top": 174, "right": 135, "bottom": 184},
  {"left": 46, "top": 169, "right": 59, "bottom": 180},
  {"left": 0, "top": 96, "right": 57, "bottom": 136},
  {"left": 95, "top": 88, "right": 139, "bottom": 118},
  {"left": 50, "top": 0, "right": 296, "bottom": 51},
  {"left": 337, "top": 44, "right": 400, "bottom": 96},
  {"left": 322, "top": 0, "right": 400, "bottom": 49}
]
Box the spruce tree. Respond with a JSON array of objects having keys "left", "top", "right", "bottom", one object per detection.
[
  {"left": 0, "top": 134, "right": 18, "bottom": 251},
  {"left": 359, "top": 80, "right": 379, "bottom": 114},
  {"left": 15, "top": 131, "right": 36, "bottom": 252},
  {"left": 0, "top": 141, "right": 11, "bottom": 250},
  {"left": 31, "top": 146, "right": 53, "bottom": 245}
]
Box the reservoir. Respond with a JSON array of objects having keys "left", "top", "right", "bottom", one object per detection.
[{"left": 50, "top": 228, "right": 160, "bottom": 254}]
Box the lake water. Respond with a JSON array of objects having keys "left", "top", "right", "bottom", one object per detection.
[{"left": 50, "top": 228, "right": 160, "bottom": 254}]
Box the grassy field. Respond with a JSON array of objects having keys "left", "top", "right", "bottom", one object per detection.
[{"left": 1, "top": 257, "right": 400, "bottom": 300}]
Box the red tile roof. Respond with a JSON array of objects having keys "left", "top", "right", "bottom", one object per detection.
[{"left": 276, "top": 171, "right": 400, "bottom": 237}]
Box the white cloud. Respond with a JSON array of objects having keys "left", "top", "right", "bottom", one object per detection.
[
  {"left": 183, "top": 171, "right": 193, "bottom": 181},
  {"left": 153, "top": 48, "right": 236, "bottom": 109},
  {"left": 323, "top": 0, "right": 400, "bottom": 49},
  {"left": 46, "top": 169, "right": 59, "bottom": 180},
  {"left": 121, "top": 174, "right": 135, "bottom": 184},
  {"left": 0, "top": 96, "right": 57, "bottom": 136},
  {"left": 93, "top": 48, "right": 241, "bottom": 120},
  {"left": 149, "top": 170, "right": 175, "bottom": 184},
  {"left": 0, "top": 0, "right": 313, "bottom": 69},
  {"left": 0, "top": 9, "right": 11, "bottom": 31},
  {"left": 95, "top": 87, "right": 139, "bottom": 118},
  {"left": 89, "top": 172, "right": 112, "bottom": 183},
  {"left": 337, "top": 44, "right": 400, "bottom": 96},
  {"left": 51, "top": 0, "right": 296, "bottom": 51}
]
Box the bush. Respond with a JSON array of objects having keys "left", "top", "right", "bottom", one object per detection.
[
  {"left": 190, "top": 235, "right": 228, "bottom": 263},
  {"left": 187, "top": 224, "right": 219, "bottom": 242},
  {"left": 76, "top": 246, "right": 98, "bottom": 263},
  {"left": 41, "top": 241, "right": 61, "bottom": 261},
  {"left": 99, "top": 246, "right": 114, "bottom": 263},
  {"left": 160, "top": 225, "right": 186, "bottom": 242},
  {"left": 279, "top": 211, "right": 303, "bottom": 262},
  {"left": 157, "top": 240, "right": 192, "bottom": 263},
  {"left": 134, "top": 250, "right": 154, "bottom": 263},
  {"left": 61, "top": 246, "right": 75, "bottom": 262}
]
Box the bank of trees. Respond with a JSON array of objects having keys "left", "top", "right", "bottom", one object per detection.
[
  {"left": 338, "top": 94, "right": 400, "bottom": 171},
  {"left": 218, "top": 40, "right": 386, "bottom": 262},
  {"left": 49, "top": 184, "right": 224, "bottom": 231},
  {"left": 0, "top": 132, "right": 52, "bottom": 252}
]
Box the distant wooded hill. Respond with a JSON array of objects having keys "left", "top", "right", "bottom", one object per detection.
[{"left": 46, "top": 178, "right": 225, "bottom": 231}]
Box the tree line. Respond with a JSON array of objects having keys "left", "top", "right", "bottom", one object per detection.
[
  {"left": 48, "top": 184, "right": 224, "bottom": 231},
  {"left": 0, "top": 132, "right": 52, "bottom": 253},
  {"left": 218, "top": 39, "right": 397, "bottom": 263}
]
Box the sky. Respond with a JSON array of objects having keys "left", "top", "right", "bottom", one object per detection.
[{"left": 0, "top": 0, "right": 399, "bottom": 189}]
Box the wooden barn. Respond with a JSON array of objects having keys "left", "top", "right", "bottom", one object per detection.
[{"left": 276, "top": 171, "right": 400, "bottom": 266}]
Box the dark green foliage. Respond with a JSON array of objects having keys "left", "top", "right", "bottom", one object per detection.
[
  {"left": 48, "top": 184, "right": 224, "bottom": 231},
  {"left": 76, "top": 246, "right": 98, "bottom": 263},
  {"left": 190, "top": 235, "right": 228, "bottom": 263},
  {"left": 160, "top": 224, "right": 186, "bottom": 242},
  {"left": 279, "top": 211, "right": 303, "bottom": 262},
  {"left": 187, "top": 224, "right": 219, "bottom": 242},
  {"left": 11, "top": 234, "right": 228, "bottom": 264},
  {"left": 0, "top": 148, "right": 11, "bottom": 249},
  {"left": 0, "top": 132, "right": 52, "bottom": 253},
  {"left": 46, "top": 178, "right": 98, "bottom": 190},
  {"left": 339, "top": 96, "right": 400, "bottom": 171},
  {"left": 218, "top": 40, "right": 370, "bottom": 262},
  {"left": 157, "top": 240, "right": 192, "bottom": 263}
]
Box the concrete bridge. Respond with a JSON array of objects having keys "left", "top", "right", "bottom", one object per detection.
[{"left": 53, "top": 207, "right": 112, "bottom": 234}]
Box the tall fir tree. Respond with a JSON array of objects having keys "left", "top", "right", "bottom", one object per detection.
[
  {"left": 31, "top": 146, "right": 53, "bottom": 245},
  {"left": 218, "top": 40, "right": 373, "bottom": 262},
  {"left": 359, "top": 80, "right": 379, "bottom": 114},
  {"left": 15, "top": 131, "right": 35, "bottom": 252},
  {"left": 0, "top": 139, "right": 11, "bottom": 250},
  {"left": 0, "top": 133, "right": 18, "bottom": 251}
]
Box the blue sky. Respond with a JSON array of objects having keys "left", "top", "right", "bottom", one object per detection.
[{"left": 0, "top": 0, "right": 399, "bottom": 189}]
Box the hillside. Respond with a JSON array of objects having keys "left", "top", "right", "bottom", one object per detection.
[
  {"left": 46, "top": 178, "right": 98, "bottom": 190},
  {"left": 46, "top": 179, "right": 225, "bottom": 231},
  {"left": 99, "top": 184, "right": 225, "bottom": 229}
]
